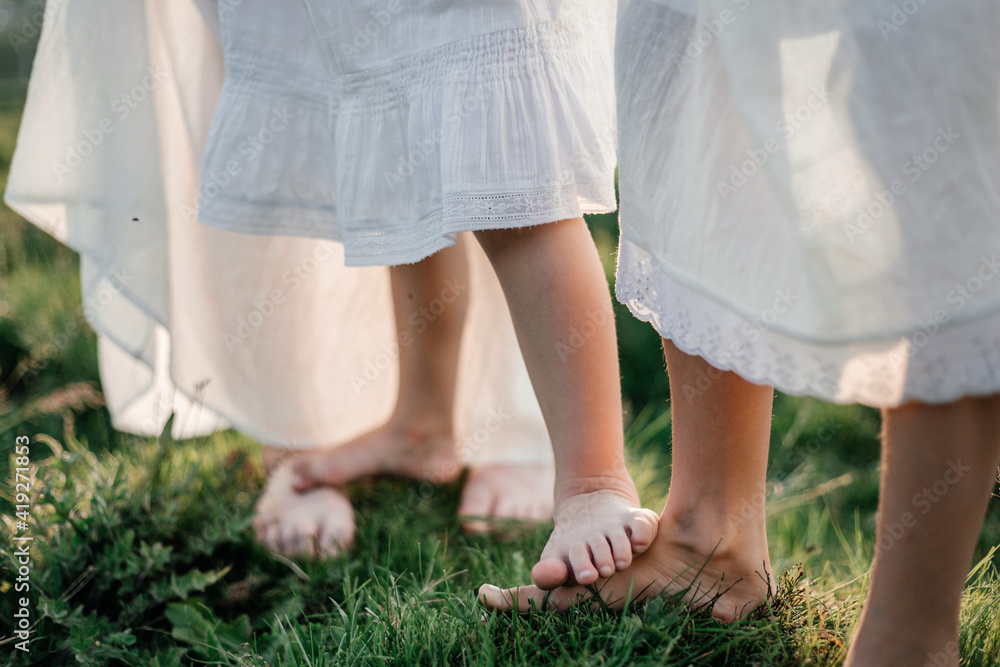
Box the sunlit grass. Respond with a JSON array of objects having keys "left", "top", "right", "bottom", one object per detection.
[{"left": 0, "top": 82, "right": 998, "bottom": 666}]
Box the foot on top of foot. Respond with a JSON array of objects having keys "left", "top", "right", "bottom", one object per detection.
[
  {"left": 458, "top": 464, "right": 556, "bottom": 534},
  {"left": 481, "top": 524, "right": 774, "bottom": 623},
  {"left": 529, "top": 476, "right": 660, "bottom": 590},
  {"left": 291, "top": 418, "right": 461, "bottom": 491},
  {"left": 254, "top": 460, "right": 357, "bottom": 558}
]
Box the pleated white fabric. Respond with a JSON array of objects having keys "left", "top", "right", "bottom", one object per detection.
[
  {"left": 198, "top": 0, "right": 618, "bottom": 266},
  {"left": 616, "top": 0, "right": 1000, "bottom": 407},
  {"left": 5, "top": 0, "right": 553, "bottom": 466}
]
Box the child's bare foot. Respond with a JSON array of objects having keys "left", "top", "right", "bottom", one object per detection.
[
  {"left": 291, "top": 418, "right": 461, "bottom": 491},
  {"left": 458, "top": 464, "right": 556, "bottom": 533},
  {"left": 253, "top": 461, "right": 356, "bottom": 557},
  {"left": 845, "top": 632, "right": 960, "bottom": 667},
  {"left": 480, "top": 515, "right": 774, "bottom": 623},
  {"left": 530, "top": 477, "right": 659, "bottom": 589}
]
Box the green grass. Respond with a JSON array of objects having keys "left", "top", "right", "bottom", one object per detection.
[{"left": 0, "top": 84, "right": 997, "bottom": 666}]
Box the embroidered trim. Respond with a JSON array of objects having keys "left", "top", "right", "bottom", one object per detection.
[{"left": 616, "top": 238, "right": 1000, "bottom": 407}]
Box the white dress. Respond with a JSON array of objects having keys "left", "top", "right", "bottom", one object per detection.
[
  {"left": 200, "top": 0, "right": 618, "bottom": 266},
  {"left": 615, "top": 0, "right": 1000, "bottom": 408},
  {"left": 5, "top": 0, "right": 554, "bottom": 467}
]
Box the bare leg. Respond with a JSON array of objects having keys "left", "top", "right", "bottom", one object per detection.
[
  {"left": 256, "top": 236, "right": 558, "bottom": 557},
  {"left": 481, "top": 340, "right": 774, "bottom": 622},
  {"left": 475, "top": 219, "right": 659, "bottom": 588},
  {"left": 846, "top": 395, "right": 1000, "bottom": 667},
  {"left": 291, "top": 240, "right": 470, "bottom": 489},
  {"left": 252, "top": 242, "right": 467, "bottom": 558}
]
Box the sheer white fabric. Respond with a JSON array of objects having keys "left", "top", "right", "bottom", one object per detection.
[
  {"left": 616, "top": 0, "right": 1000, "bottom": 407},
  {"left": 5, "top": 0, "right": 553, "bottom": 465},
  {"left": 198, "top": 0, "right": 618, "bottom": 266}
]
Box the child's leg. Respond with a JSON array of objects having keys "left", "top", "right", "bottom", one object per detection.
[
  {"left": 475, "top": 217, "right": 659, "bottom": 586},
  {"left": 481, "top": 340, "right": 774, "bottom": 621},
  {"left": 846, "top": 395, "right": 1000, "bottom": 667},
  {"left": 254, "top": 242, "right": 469, "bottom": 557},
  {"left": 256, "top": 236, "right": 559, "bottom": 555},
  {"left": 290, "top": 240, "right": 471, "bottom": 488}
]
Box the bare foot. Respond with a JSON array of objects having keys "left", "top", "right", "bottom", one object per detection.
[
  {"left": 458, "top": 464, "right": 556, "bottom": 533},
  {"left": 291, "top": 419, "right": 461, "bottom": 491},
  {"left": 480, "top": 520, "right": 774, "bottom": 623},
  {"left": 845, "top": 637, "right": 960, "bottom": 667},
  {"left": 846, "top": 619, "right": 960, "bottom": 667},
  {"left": 253, "top": 461, "right": 356, "bottom": 558},
  {"left": 530, "top": 478, "right": 660, "bottom": 589}
]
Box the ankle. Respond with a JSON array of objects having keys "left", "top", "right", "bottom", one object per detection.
[
  {"left": 262, "top": 447, "right": 301, "bottom": 476},
  {"left": 388, "top": 413, "right": 455, "bottom": 443},
  {"left": 553, "top": 471, "right": 639, "bottom": 505},
  {"left": 848, "top": 630, "right": 960, "bottom": 667},
  {"left": 659, "top": 505, "right": 768, "bottom": 568}
]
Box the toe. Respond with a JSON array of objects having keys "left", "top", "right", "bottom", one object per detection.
[
  {"left": 627, "top": 509, "right": 660, "bottom": 553},
  {"left": 530, "top": 558, "right": 570, "bottom": 590},
  {"left": 281, "top": 521, "right": 317, "bottom": 557},
  {"left": 479, "top": 584, "right": 589, "bottom": 613},
  {"left": 317, "top": 526, "right": 347, "bottom": 557},
  {"left": 318, "top": 503, "right": 356, "bottom": 556},
  {"left": 608, "top": 531, "right": 633, "bottom": 570},
  {"left": 569, "top": 542, "right": 598, "bottom": 585},
  {"left": 479, "top": 584, "right": 530, "bottom": 612},
  {"left": 589, "top": 537, "right": 616, "bottom": 578}
]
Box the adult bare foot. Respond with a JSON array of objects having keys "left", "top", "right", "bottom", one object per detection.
[
  {"left": 458, "top": 464, "right": 556, "bottom": 533},
  {"left": 290, "top": 418, "right": 461, "bottom": 491},
  {"left": 480, "top": 514, "right": 774, "bottom": 623},
  {"left": 253, "top": 459, "right": 356, "bottom": 558},
  {"left": 529, "top": 476, "right": 660, "bottom": 589}
]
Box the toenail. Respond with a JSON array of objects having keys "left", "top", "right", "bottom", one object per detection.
[
  {"left": 579, "top": 569, "right": 594, "bottom": 579},
  {"left": 616, "top": 560, "right": 627, "bottom": 568},
  {"left": 600, "top": 566, "right": 613, "bottom": 576}
]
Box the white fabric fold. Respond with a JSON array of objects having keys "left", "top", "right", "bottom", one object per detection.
[
  {"left": 616, "top": 0, "right": 1000, "bottom": 407},
  {"left": 6, "top": 0, "right": 553, "bottom": 465}
]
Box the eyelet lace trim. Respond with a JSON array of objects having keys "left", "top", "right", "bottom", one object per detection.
[
  {"left": 344, "top": 177, "right": 616, "bottom": 263},
  {"left": 616, "top": 238, "right": 1000, "bottom": 407}
]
